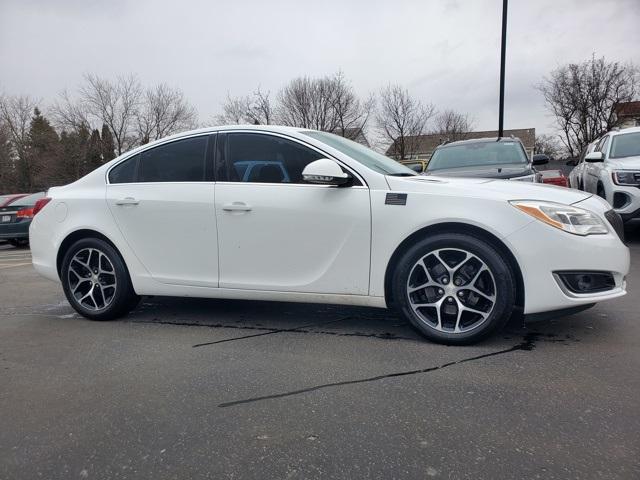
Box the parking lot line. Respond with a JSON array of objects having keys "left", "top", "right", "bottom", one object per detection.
[{"left": 0, "top": 262, "right": 32, "bottom": 269}]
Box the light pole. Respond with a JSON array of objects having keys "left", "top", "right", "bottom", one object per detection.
[{"left": 498, "top": 0, "right": 508, "bottom": 138}]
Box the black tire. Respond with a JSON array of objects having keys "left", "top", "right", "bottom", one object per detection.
[
  {"left": 392, "top": 232, "right": 516, "bottom": 345},
  {"left": 61, "top": 238, "right": 140, "bottom": 321},
  {"left": 8, "top": 238, "right": 29, "bottom": 248}
]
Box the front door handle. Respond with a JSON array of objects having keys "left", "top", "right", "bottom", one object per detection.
[
  {"left": 115, "top": 197, "right": 140, "bottom": 206},
  {"left": 222, "top": 202, "right": 252, "bottom": 212}
]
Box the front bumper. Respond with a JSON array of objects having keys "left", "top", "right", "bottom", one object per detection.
[{"left": 505, "top": 209, "right": 629, "bottom": 315}]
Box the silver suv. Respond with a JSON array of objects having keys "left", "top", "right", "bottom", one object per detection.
[{"left": 581, "top": 127, "right": 640, "bottom": 224}]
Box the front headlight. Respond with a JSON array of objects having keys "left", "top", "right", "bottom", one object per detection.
[
  {"left": 510, "top": 200, "right": 609, "bottom": 236},
  {"left": 612, "top": 171, "right": 640, "bottom": 186}
]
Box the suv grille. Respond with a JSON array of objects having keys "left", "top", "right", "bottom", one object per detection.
[{"left": 604, "top": 209, "right": 625, "bottom": 243}]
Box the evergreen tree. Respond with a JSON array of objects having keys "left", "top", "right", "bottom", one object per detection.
[
  {"left": 86, "top": 129, "right": 103, "bottom": 171},
  {"left": 101, "top": 123, "right": 115, "bottom": 162},
  {"left": 27, "top": 108, "right": 61, "bottom": 189},
  {"left": 0, "top": 123, "right": 16, "bottom": 192}
]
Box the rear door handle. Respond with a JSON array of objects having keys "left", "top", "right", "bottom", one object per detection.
[
  {"left": 222, "top": 202, "right": 252, "bottom": 212},
  {"left": 115, "top": 197, "right": 140, "bottom": 206}
]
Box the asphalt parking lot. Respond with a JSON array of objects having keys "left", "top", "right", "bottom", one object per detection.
[{"left": 1, "top": 232, "right": 639, "bottom": 480}]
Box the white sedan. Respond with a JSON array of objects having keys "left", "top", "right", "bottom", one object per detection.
[{"left": 30, "top": 126, "right": 630, "bottom": 344}]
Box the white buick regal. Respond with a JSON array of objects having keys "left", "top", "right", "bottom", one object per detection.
[{"left": 30, "top": 126, "right": 630, "bottom": 344}]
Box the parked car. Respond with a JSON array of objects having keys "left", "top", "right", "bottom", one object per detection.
[
  {"left": 580, "top": 127, "right": 640, "bottom": 224},
  {"left": 30, "top": 126, "right": 629, "bottom": 345},
  {"left": 0, "top": 192, "right": 46, "bottom": 247},
  {"left": 568, "top": 140, "right": 598, "bottom": 189},
  {"left": 423, "top": 137, "right": 547, "bottom": 181},
  {"left": 539, "top": 169, "right": 568, "bottom": 187},
  {"left": 0, "top": 193, "right": 28, "bottom": 207},
  {"left": 401, "top": 160, "right": 428, "bottom": 173}
]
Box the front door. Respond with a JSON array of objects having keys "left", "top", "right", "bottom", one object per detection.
[
  {"left": 215, "top": 132, "right": 371, "bottom": 294},
  {"left": 106, "top": 134, "right": 218, "bottom": 287}
]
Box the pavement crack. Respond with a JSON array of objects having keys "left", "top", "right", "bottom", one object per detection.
[
  {"left": 218, "top": 332, "right": 539, "bottom": 408},
  {"left": 192, "top": 316, "right": 352, "bottom": 348}
]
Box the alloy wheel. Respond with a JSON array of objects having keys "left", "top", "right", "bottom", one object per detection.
[
  {"left": 406, "top": 248, "right": 497, "bottom": 334},
  {"left": 67, "top": 248, "right": 118, "bottom": 311}
]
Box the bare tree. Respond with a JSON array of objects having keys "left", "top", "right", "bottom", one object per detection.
[
  {"left": 432, "top": 109, "right": 474, "bottom": 141},
  {"left": 0, "top": 94, "right": 40, "bottom": 190},
  {"left": 136, "top": 83, "right": 198, "bottom": 144},
  {"left": 376, "top": 85, "right": 435, "bottom": 160},
  {"left": 538, "top": 56, "right": 638, "bottom": 157},
  {"left": 330, "top": 72, "right": 374, "bottom": 137},
  {"left": 50, "top": 89, "right": 91, "bottom": 133},
  {"left": 534, "top": 133, "right": 563, "bottom": 159},
  {"left": 79, "top": 74, "right": 142, "bottom": 156},
  {"left": 215, "top": 93, "right": 251, "bottom": 125},
  {"left": 277, "top": 74, "right": 339, "bottom": 131},
  {"left": 245, "top": 88, "right": 273, "bottom": 125}
]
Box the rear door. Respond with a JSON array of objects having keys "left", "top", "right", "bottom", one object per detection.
[{"left": 106, "top": 134, "right": 218, "bottom": 287}]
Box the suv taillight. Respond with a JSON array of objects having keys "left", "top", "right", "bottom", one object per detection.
[{"left": 32, "top": 197, "right": 52, "bottom": 216}]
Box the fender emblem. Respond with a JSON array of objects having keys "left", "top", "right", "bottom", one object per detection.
[{"left": 385, "top": 193, "right": 407, "bottom": 205}]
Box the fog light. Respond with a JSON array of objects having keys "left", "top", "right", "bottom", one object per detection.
[{"left": 556, "top": 271, "right": 615, "bottom": 294}]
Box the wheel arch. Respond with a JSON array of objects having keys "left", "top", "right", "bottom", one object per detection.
[
  {"left": 383, "top": 222, "right": 524, "bottom": 311},
  {"left": 56, "top": 229, "right": 124, "bottom": 278}
]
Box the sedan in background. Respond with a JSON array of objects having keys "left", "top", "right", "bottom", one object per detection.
[
  {"left": 0, "top": 193, "right": 28, "bottom": 207},
  {"left": 30, "top": 126, "right": 629, "bottom": 345},
  {"left": 0, "top": 192, "right": 46, "bottom": 247},
  {"left": 424, "top": 137, "right": 547, "bottom": 181}
]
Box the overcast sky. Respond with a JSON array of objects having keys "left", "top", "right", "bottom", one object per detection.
[{"left": 1, "top": 0, "right": 639, "bottom": 140}]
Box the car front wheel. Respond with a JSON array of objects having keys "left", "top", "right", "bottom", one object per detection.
[
  {"left": 61, "top": 238, "right": 139, "bottom": 320},
  {"left": 392, "top": 233, "right": 516, "bottom": 345}
]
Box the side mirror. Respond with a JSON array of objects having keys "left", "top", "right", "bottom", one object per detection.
[
  {"left": 532, "top": 155, "right": 549, "bottom": 166},
  {"left": 585, "top": 151, "right": 604, "bottom": 162},
  {"left": 302, "top": 158, "right": 350, "bottom": 186}
]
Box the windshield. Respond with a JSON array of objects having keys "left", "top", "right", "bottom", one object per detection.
[
  {"left": 302, "top": 131, "right": 416, "bottom": 176},
  {"left": 427, "top": 141, "right": 529, "bottom": 171},
  {"left": 610, "top": 132, "right": 640, "bottom": 159}
]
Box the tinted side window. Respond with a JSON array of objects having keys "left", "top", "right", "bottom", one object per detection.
[
  {"left": 109, "top": 155, "right": 139, "bottom": 184},
  {"left": 224, "top": 133, "right": 324, "bottom": 183},
  {"left": 139, "top": 136, "right": 207, "bottom": 183}
]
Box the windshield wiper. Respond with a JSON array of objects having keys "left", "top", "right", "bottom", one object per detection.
[{"left": 387, "top": 172, "right": 417, "bottom": 177}]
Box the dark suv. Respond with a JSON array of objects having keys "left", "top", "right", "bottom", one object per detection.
[{"left": 424, "top": 137, "right": 547, "bottom": 182}]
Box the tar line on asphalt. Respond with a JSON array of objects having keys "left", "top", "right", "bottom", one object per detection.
[
  {"left": 192, "top": 316, "right": 354, "bottom": 348},
  {"left": 217, "top": 332, "right": 539, "bottom": 408}
]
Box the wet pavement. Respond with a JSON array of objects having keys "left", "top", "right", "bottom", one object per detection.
[{"left": 1, "top": 230, "right": 639, "bottom": 479}]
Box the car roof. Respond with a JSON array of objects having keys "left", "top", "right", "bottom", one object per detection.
[
  {"left": 435, "top": 137, "right": 524, "bottom": 149},
  {"left": 608, "top": 126, "right": 640, "bottom": 137}
]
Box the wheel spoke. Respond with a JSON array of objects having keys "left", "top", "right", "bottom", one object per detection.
[
  {"left": 68, "top": 247, "right": 117, "bottom": 312},
  {"left": 407, "top": 247, "right": 497, "bottom": 334}
]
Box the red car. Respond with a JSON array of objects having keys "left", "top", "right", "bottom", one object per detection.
[
  {"left": 0, "top": 193, "right": 28, "bottom": 207},
  {"left": 539, "top": 169, "right": 568, "bottom": 187}
]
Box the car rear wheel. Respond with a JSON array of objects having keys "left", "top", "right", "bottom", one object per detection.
[
  {"left": 61, "top": 238, "right": 139, "bottom": 320},
  {"left": 392, "top": 233, "right": 516, "bottom": 345}
]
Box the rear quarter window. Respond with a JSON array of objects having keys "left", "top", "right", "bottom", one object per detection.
[{"left": 109, "top": 155, "right": 139, "bottom": 184}]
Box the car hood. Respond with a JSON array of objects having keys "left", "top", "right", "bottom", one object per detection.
[
  {"left": 386, "top": 175, "right": 591, "bottom": 205},
  {"left": 424, "top": 163, "right": 534, "bottom": 179},
  {"left": 606, "top": 155, "right": 640, "bottom": 170}
]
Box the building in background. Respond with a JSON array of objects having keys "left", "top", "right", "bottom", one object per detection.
[
  {"left": 612, "top": 101, "right": 640, "bottom": 128},
  {"left": 385, "top": 128, "right": 536, "bottom": 161}
]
